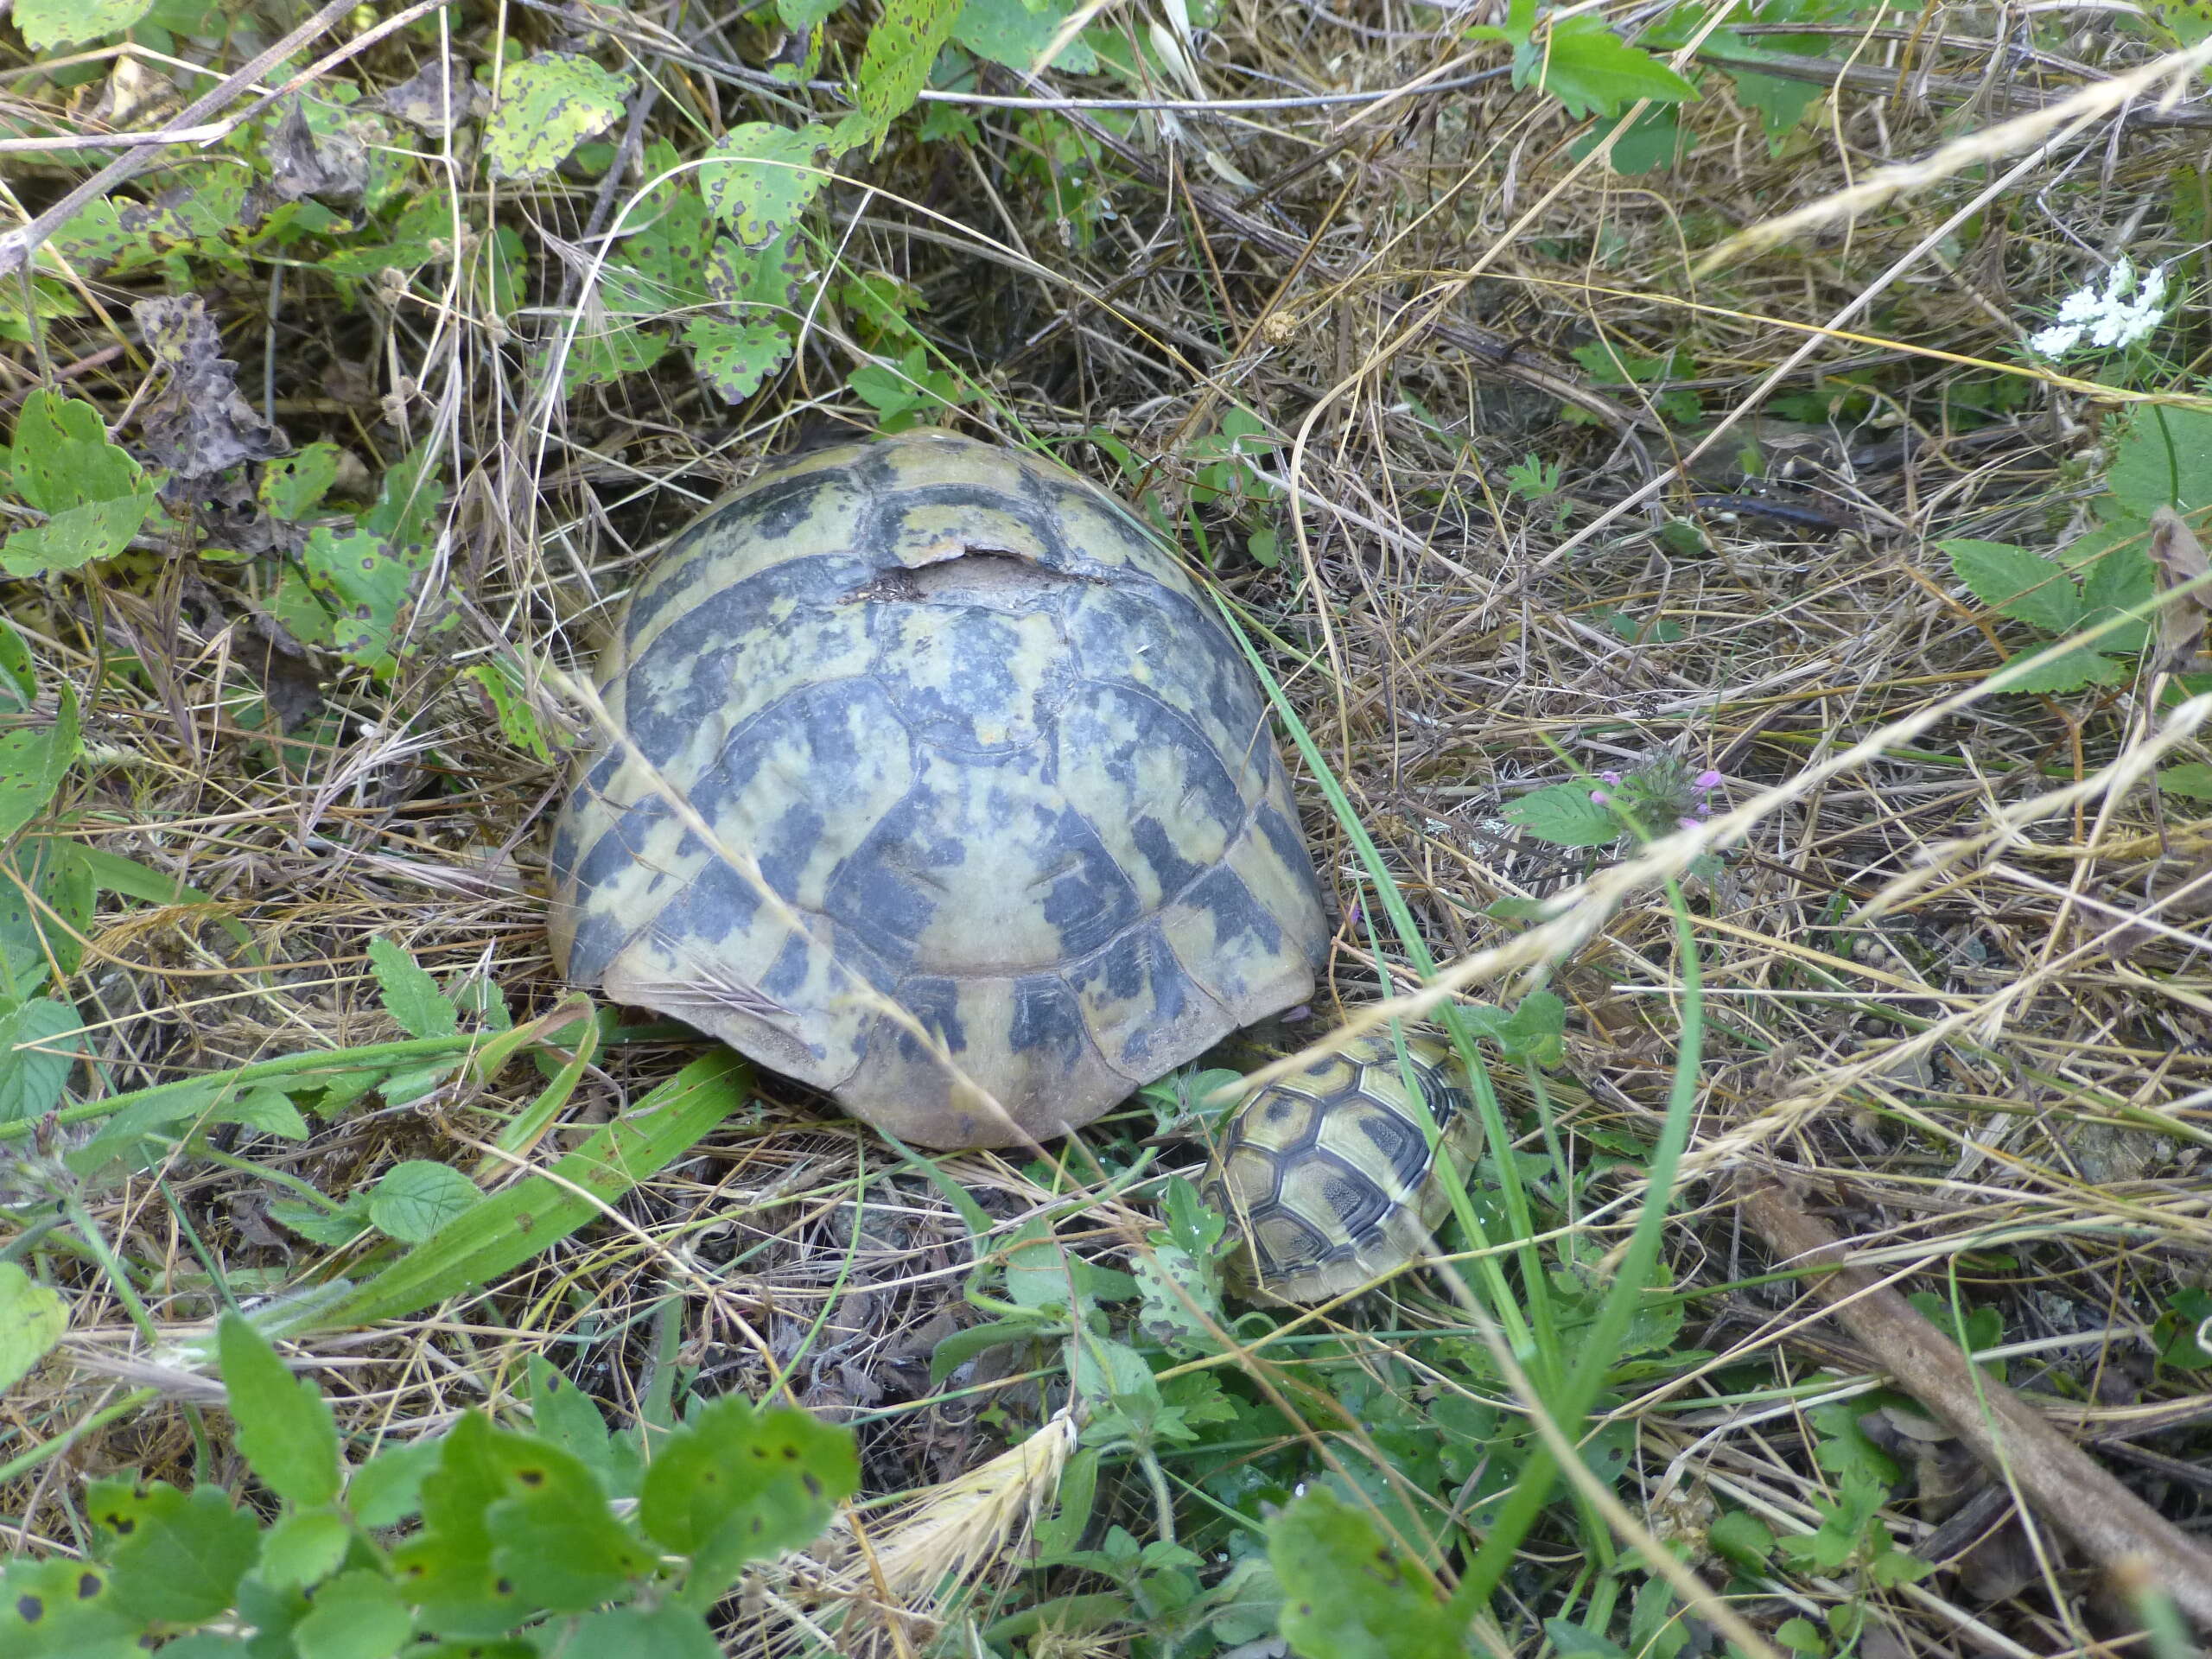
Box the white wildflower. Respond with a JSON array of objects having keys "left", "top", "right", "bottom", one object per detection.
[{"left": 2028, "top": 258, "right": 2170, "bottom": 359}]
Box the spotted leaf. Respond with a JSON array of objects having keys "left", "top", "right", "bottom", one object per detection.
[{"left": 480, "top": 53, "right": 632, "bottom": 181}]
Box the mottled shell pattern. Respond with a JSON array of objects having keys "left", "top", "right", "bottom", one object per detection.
[
  {"left": 548, "top": 429, "right": 1330, "bottom": 1149},
  {"left": 1204, "top": 1031, "right": 1480, "bottom": 1303}
]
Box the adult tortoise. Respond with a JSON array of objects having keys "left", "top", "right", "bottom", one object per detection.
[{"left": 548, "top": 428, "right": 1332, "bottom": 1150}]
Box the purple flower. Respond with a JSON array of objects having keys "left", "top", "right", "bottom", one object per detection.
[{"left": 1694, "top": 769, "right": 1722, "bottom": 791}]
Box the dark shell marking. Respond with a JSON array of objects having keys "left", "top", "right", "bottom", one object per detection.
[
  {"left": 1202, "top": 1032, "right": 1480, "bottom": 1304},
  {"left": 548, "top": 430, "right": 1329, "bottom": 1148}
]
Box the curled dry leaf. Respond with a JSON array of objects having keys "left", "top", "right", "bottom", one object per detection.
[
  {"left": 2147, "top": 505, "right": 2212, "bottom": 671},
  {"left": 378, "top": 54, "right": 486, "bottom": 136},
  {"left": 131, "top": 294, "right": 290, "bottom": 489},
  {"left": 264, "top": 98, "right": 367, "bottom": 204}
]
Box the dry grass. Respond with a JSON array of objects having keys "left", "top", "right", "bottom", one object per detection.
[{"left": 3, "top": 0, "right": 2211, "bottom": 1653}]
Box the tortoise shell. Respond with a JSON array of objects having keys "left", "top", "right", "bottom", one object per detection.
[
  {"left": 547, "top": 429, "right": 1330, "bottom": 1149},
  {"left": 1203, "top": 1032, "right": 1480, "bottom": 1303}
]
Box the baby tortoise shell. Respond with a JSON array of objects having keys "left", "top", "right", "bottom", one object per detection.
[
  {"left": 1204, "top": 1031, "right": 1480, "bottom": 1303},
  {"left": 548, "top": 429, "right": 1330, "bottom": 1149}
]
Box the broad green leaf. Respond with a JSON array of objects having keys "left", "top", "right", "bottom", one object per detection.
[
  {"left": 833, "top": 0, "right": 963, "bottom": 153},
  {"left": 1458, "top": 991, "right": 1567, "bottom": 1067},
  {"left": 0, "top": 995, "right": 86, "bottom": 1125},
  {"left": 697, "top": 123, "right": 828, "bottom": 248},
  {"left": 257, "top": 1510, "right": 353, "bottom": 1591},
  {"left": 367, "top": 1160, "right": 482, "bottom": 1243},
  {"left": 683, "top": 315, "right": 794, "bottom": 404},
  {"left": 1726, "top": 68, "right": 1822, "bottom": 143},
  {"left": 1708, "top": 1507, "right": 1777, "bottom": 1568},
  {"left": 359, "top": 437, "right": 444, "bottom": 554},
  {"left": 1942, "top": 538, "right": 2083, "bottom": 633},
  {"left": 2158, "top": 760, "right": 2212, "bottom": 800},
  {"left": 1131, "top": 1243, "right": 1220, "bottom": 1356},
  {"left": 2107, "top": 403, "right": 2212, "bottom": 521},
  {"left": 346, "top": 1436, "right": 442, "bottom": 1529},
  {"left": 368, "top": 937, "right": 459, "bottom": 1039},
  {"left": 292, "top": 1567, "right": 414, "bottom": 1659},
  {"left": 219, "top": 1310, "right": 343, "bottom": 1507},
  {"left": 1501, "top": 779, "right": 1621, "bottom": 847},
  {"left": 296, "top": 1052, "right": 752, "bottom": 1332},
  {"left": 11, "top": 0, "right": 154, "bottom": 48},
  {"left": 2072, "top": 526, "right": 2156, "bottom": 655},
  {"left": 270, "top": 1194, "right": 376, "bottom": 1248},
  {"left": 0, "top": 493, "right": 157, "bottom": 575},
  {"left": 0, "top": 683, "right": 82, "bottom": 845},
  {"left": 1268, "top": 1486, "right": 1463, "bottom": 1659},
  {"left": 561, "top": 1605, "right": 721, "bottom": 1659},
  {"left": 1998, "top": 643, "right": 2126, "bottom": 695},
  {"left": 954, "top": 0, "right": 1100, "bottom": 72},
  {"left": 92, "top": 1478, "right": 260, "bottom": 1625},
  {"left": 385, "top": 1413, "right": 515, "bottom": 1633},
  {"left": 3, "top": 391, "right": 156, "bottom": 572},
  {"left": 480, "top": 53, "right": 633, "bottom": 181},
  {"left": 0, "top": 1261, "right": 67, "bottom": 1391},
  {"left": 638, "top": 1394, "right": 858, "bottom": 1599},
  {"left": 1523, "top": 16, "right": 1699, "bottom": 118},
  {"left": 220, "top": 1086, "right": 311, "bottom": 1139},
  {"left": 780, "top": 0, "right": 844, "bottom": 24}
]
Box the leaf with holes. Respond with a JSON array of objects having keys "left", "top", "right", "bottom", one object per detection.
[
  {"left": 480, "top": 53, "right": 633, "bottom": 181},
  {"left": 12, "top": 0, "right": 155, "bottom": 51},
  {"left": 832, "top": 0, "right": 963, "bottom": 153},
  {"left": 0, "top": 1555, "right": 134, "bottom": 1657},
  {"left": 3, "top": 391, "right": 156, "bottom": 575},
  {"left": 697, "top": 124, "right": 828, "bottom": 249},
  {"left": 557, "top": 322, "right": 671, "bottom": 393},
  {"left": 91, "top": 1478, "right": 260, "bottom": 1626},
  {"left": 954, "top": 0, "right": 1100, "bottom": 72},
  {"left": 638, "top": 1394, "right": 859, "bottom": 1601},
  {"left": 298, "top": 524, "right": 451, "bottom": 679},
  {"left": 683, "top": 316, "right": 794, "bottom": 404},
  {"left": 261, "top": 442, "right": 341, "bottom": 522}
]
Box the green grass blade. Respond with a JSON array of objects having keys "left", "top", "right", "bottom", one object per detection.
[{"left": 292, "top": 1051, "right": 753, "bottom": 1332}]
